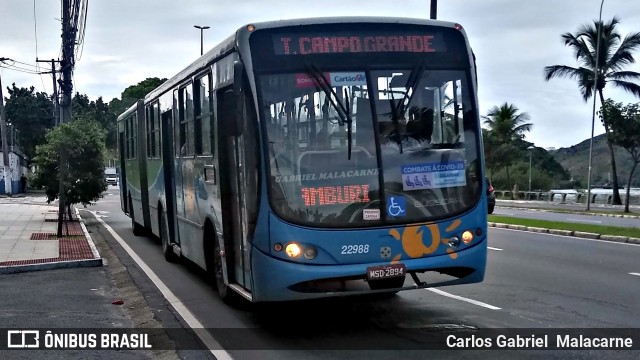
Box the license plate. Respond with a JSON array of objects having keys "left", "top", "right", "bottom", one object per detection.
[{"left": 367, "top": 263, "right": 406, "bottom": 281}]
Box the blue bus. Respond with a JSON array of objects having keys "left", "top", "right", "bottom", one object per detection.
[{"left": 118, "top": 17, "right": 487, "bottom": 303}]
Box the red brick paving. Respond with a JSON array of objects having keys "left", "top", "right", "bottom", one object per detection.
[{"left": 0, "top": 220, "right": 96, "bottom": 267}]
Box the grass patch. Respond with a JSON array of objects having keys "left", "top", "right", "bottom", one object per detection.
[{"left": 488, "top": 215, "right": 640, "bottom": 238}]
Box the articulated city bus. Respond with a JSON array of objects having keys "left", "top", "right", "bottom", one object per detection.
[{"left": 117, "top": 17, "right": 488, "bottom": 303}]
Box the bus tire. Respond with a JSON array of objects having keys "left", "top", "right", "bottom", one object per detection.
[
  {"left": 211, "top": 238, "right": 239, "bottom": 304},
  {"left": 160, "top": 210, "right": 178, "bottom": 262},
  {"left": 130, "top": 195, "right": 145, "bottom": 236}
]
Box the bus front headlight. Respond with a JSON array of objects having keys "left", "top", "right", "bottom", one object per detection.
[
  {"left": 462, "top": 230, "right": 474, "bottom": 244},
  {"left": 285, "top": 243, "right": 301, "bottom": 258},
  {"left": 303, "top": 246, "right": 317, "bottom": 260},
  {"left": 448, "top": 236, "right": 461, "bottom": 248}
]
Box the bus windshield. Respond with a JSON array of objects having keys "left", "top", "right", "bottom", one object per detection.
[{"left": 259, "top": 67, "right": 481, "bottom": 227}]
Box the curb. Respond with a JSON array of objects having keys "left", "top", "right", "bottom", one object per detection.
[
  {"left": 0, "top": 258, "right": 103, "bottom": 275},
  {"left": 76, "top": 207, "right": 103, "bottom": 260},
  {"left": 0, "top": 208, "right": 103, "bottom": 275},
  {"left": 489, "top": 222, "right": 640, "bottom": 245}
]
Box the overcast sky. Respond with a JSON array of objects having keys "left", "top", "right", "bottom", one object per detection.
[{"left": 1, "top": 0, "right": 640, "bottom": 150}]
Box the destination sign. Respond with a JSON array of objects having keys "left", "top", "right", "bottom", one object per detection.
[
  {"left": 274, "top": 33, "right": 445, "bottom": 55},
  {"left": 301, "top": 184, "right": 370, "bottom": 206}
]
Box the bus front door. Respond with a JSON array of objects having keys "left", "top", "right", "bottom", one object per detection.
[
  {"left": 161, "top": 110, "right": 178, "bottom": 247},
  {"left": 118, "top": 129, "right": 128, "bottom": 214},
  {"left": 218, "top": 87, "right": 250, "bottom": 292}
]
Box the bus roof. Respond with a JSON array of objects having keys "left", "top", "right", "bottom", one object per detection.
[
  {"left": 240, "top": 16, "right": 461, "bottom": 31},
  {"left": 118, "top": 16, "right": 466, "bottom": 120}
]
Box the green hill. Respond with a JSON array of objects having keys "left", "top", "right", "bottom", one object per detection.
[{"left": 551, "top": 134, "right": 640, "bottom": 188}]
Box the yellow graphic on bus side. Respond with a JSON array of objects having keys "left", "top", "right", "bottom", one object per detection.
[{"left": 389, "top": 220, "right": 462, "bottom": 260}]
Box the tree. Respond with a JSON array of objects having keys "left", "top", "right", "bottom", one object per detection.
[
  {"left": 482, "top": 103, "right": 533, "bottom": 196},
  {"left": 106, "top": 77, "right": 166, "bottom": 159},
  {"left": 30, "top": 118, "right": 108, "bottom": 233},
  {"left": 73, "top": 93, "right": 118, "bottom": 151},
  {"left": 544, "top": 17, "right": 640, "bottom": 205},
  {"left": 108, "top": 77, "right": 167, "bottom": 116},
  {"left": 482, "top": 128, "right": 500, "bottom": 182},
  {"left": 4, "top": 84, "right": 54, "bottom": 159},
  {"left": 600, "top": 99, "right": 640, "bottom": 212},
  {"left": 121, "top": 77, "right": 167, "bottom": 101}
]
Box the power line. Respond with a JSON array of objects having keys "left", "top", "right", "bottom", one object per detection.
[
  {"left": 33, "top": 0, "right": 47, "bottom": 92},
  {"left": 0, "top": 60, "right": 43, "bottom": 75},
  {"left": 75, "top": 0, "right": 88, "bottom": 61},
  {"left": 0, "top": 60, "right": 41, "bottom": 74},
  {"left": 7, "top": 59, "right": 40, "bottom": 69}
]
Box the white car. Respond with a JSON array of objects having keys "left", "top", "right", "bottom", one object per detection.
[{"left": 106, "top": 174, "right": 118, "bottom": 186}]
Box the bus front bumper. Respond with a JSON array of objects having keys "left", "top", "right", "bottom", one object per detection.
[{"left": 250, "top": 239, "right": 486, "bottom": 302}]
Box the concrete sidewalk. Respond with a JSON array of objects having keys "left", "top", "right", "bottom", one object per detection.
[{"left": 0, "top": 200, "right": 102, "bottom": 274}]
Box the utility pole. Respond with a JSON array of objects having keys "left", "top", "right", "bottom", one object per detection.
[
  {"left": 36, "top": 58, "right": 60, "bottom": 126},
  {"left": 0, "top": 61, "right": 12, "bottom": 196},
  {"left": 430, "top": 0, "right": 437, "bottom": 19},
  {"left": 57, "top": 0, "right": 75, "bottom": 236}
]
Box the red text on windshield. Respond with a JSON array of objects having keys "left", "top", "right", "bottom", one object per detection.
[
  {"left": 301, "top": 185, "right": 371, "bottom": 206},
  {"left": 279, "top": 35, "right": 436, "bottom": 55}
]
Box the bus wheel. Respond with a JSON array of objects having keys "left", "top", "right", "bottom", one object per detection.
[
  {"left": 130, "top": 196, "right": 145, "bottom": 236},
  {"left": 160, "top": 210, "right": 178, "bottom": 262},
  {"left": 211, "top": 239, "right": 238, "bottom": 304}
]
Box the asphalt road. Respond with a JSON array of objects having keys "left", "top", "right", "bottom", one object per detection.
[
  {"left": 82, "top": 188, "right": 640, "bottom": 359},
  {"left": 493, "top": 207, "right": 640, "bottom": 228}
]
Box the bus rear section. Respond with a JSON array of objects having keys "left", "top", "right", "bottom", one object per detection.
[{"left": 241, "top": 18, "right": 487, "bottom": 301}]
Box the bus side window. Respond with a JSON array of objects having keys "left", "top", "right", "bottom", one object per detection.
[
  {"left": 131, "top": 114, "right": 137, "bottom": 159},
  {"left": 184, "top": 84, "right": 195, "bottom": 155},
  {"left": 174, "top": 90, "right": 180, "bottom": 156},
  {"left": 153, "top": 103, "right": 161, "bottom": 157},
  {"left": 146, "top": 106, "right": 152, "bottom": 158},
  {"left": 175, "top": 84, "right": 195, "bottom": 157},
  {"left": 196, "top": 72, "right": 214, "bottom": 155}
]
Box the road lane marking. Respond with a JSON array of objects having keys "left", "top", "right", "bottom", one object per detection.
[
  {"left": 83, "top": 210, "right": 233, "bottom": 360},
  {"left": 491, "top": 227, "right": 640, "bottom": 247},
  {"left": 566, "top": 218, "right": 602, "bottom": 224},
  {"left": 488, "top": 247, "right": 503, "bottom": 251},
  {"left": 426, "top": 288, "right": 501, "bottom": 310},
  {"left": 630, "top": 273, "right": 640, "bottom": 277}
]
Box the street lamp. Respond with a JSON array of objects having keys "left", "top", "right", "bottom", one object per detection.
[
  {"left": 586, "top": 0, "right": 605, "bottom": 211},
  {"left": 194, "top": 25, "right": 210, "bottom": 56},
  {"left": 528, "top": 146, "right": 535, "bottom": 198}
]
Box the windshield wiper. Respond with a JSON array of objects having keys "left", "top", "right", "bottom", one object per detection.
[
  {"left": 305, "top": 64, "right": 354, "bottom": 160},
  {"left": 343, "top": 87, "right": 353, "bottom": 160},
  {"left": 387, "top": 63, "right": 427, "bottom": 155},
  {"left": 394, "top": 62, "right": 426, "bottom": 117},
  {"left": 305, "top": 64, "right": 348, "bottom": 126},
  {"left": 388, "top": 87, "right": 403, "bottom": 154}
]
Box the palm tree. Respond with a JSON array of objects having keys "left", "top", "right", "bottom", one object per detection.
[
  {"left": 482, "top": 103, "right": 533, "bottom": 196},
  {"left": 544, "top": 17, "right": 640, "bottom": 205}
]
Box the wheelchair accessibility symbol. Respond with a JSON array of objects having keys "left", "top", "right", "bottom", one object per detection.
[{"left": 387, "top": 196, "right": 406, "bottom": 217}]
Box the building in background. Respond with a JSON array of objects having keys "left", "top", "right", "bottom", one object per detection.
[{"left": 0, "top": 125, "right": 28, "bottom": 194}]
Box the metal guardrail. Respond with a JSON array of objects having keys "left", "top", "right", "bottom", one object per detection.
[{"left": 494, "top": 190, "right": 640, "bottom": 205}]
